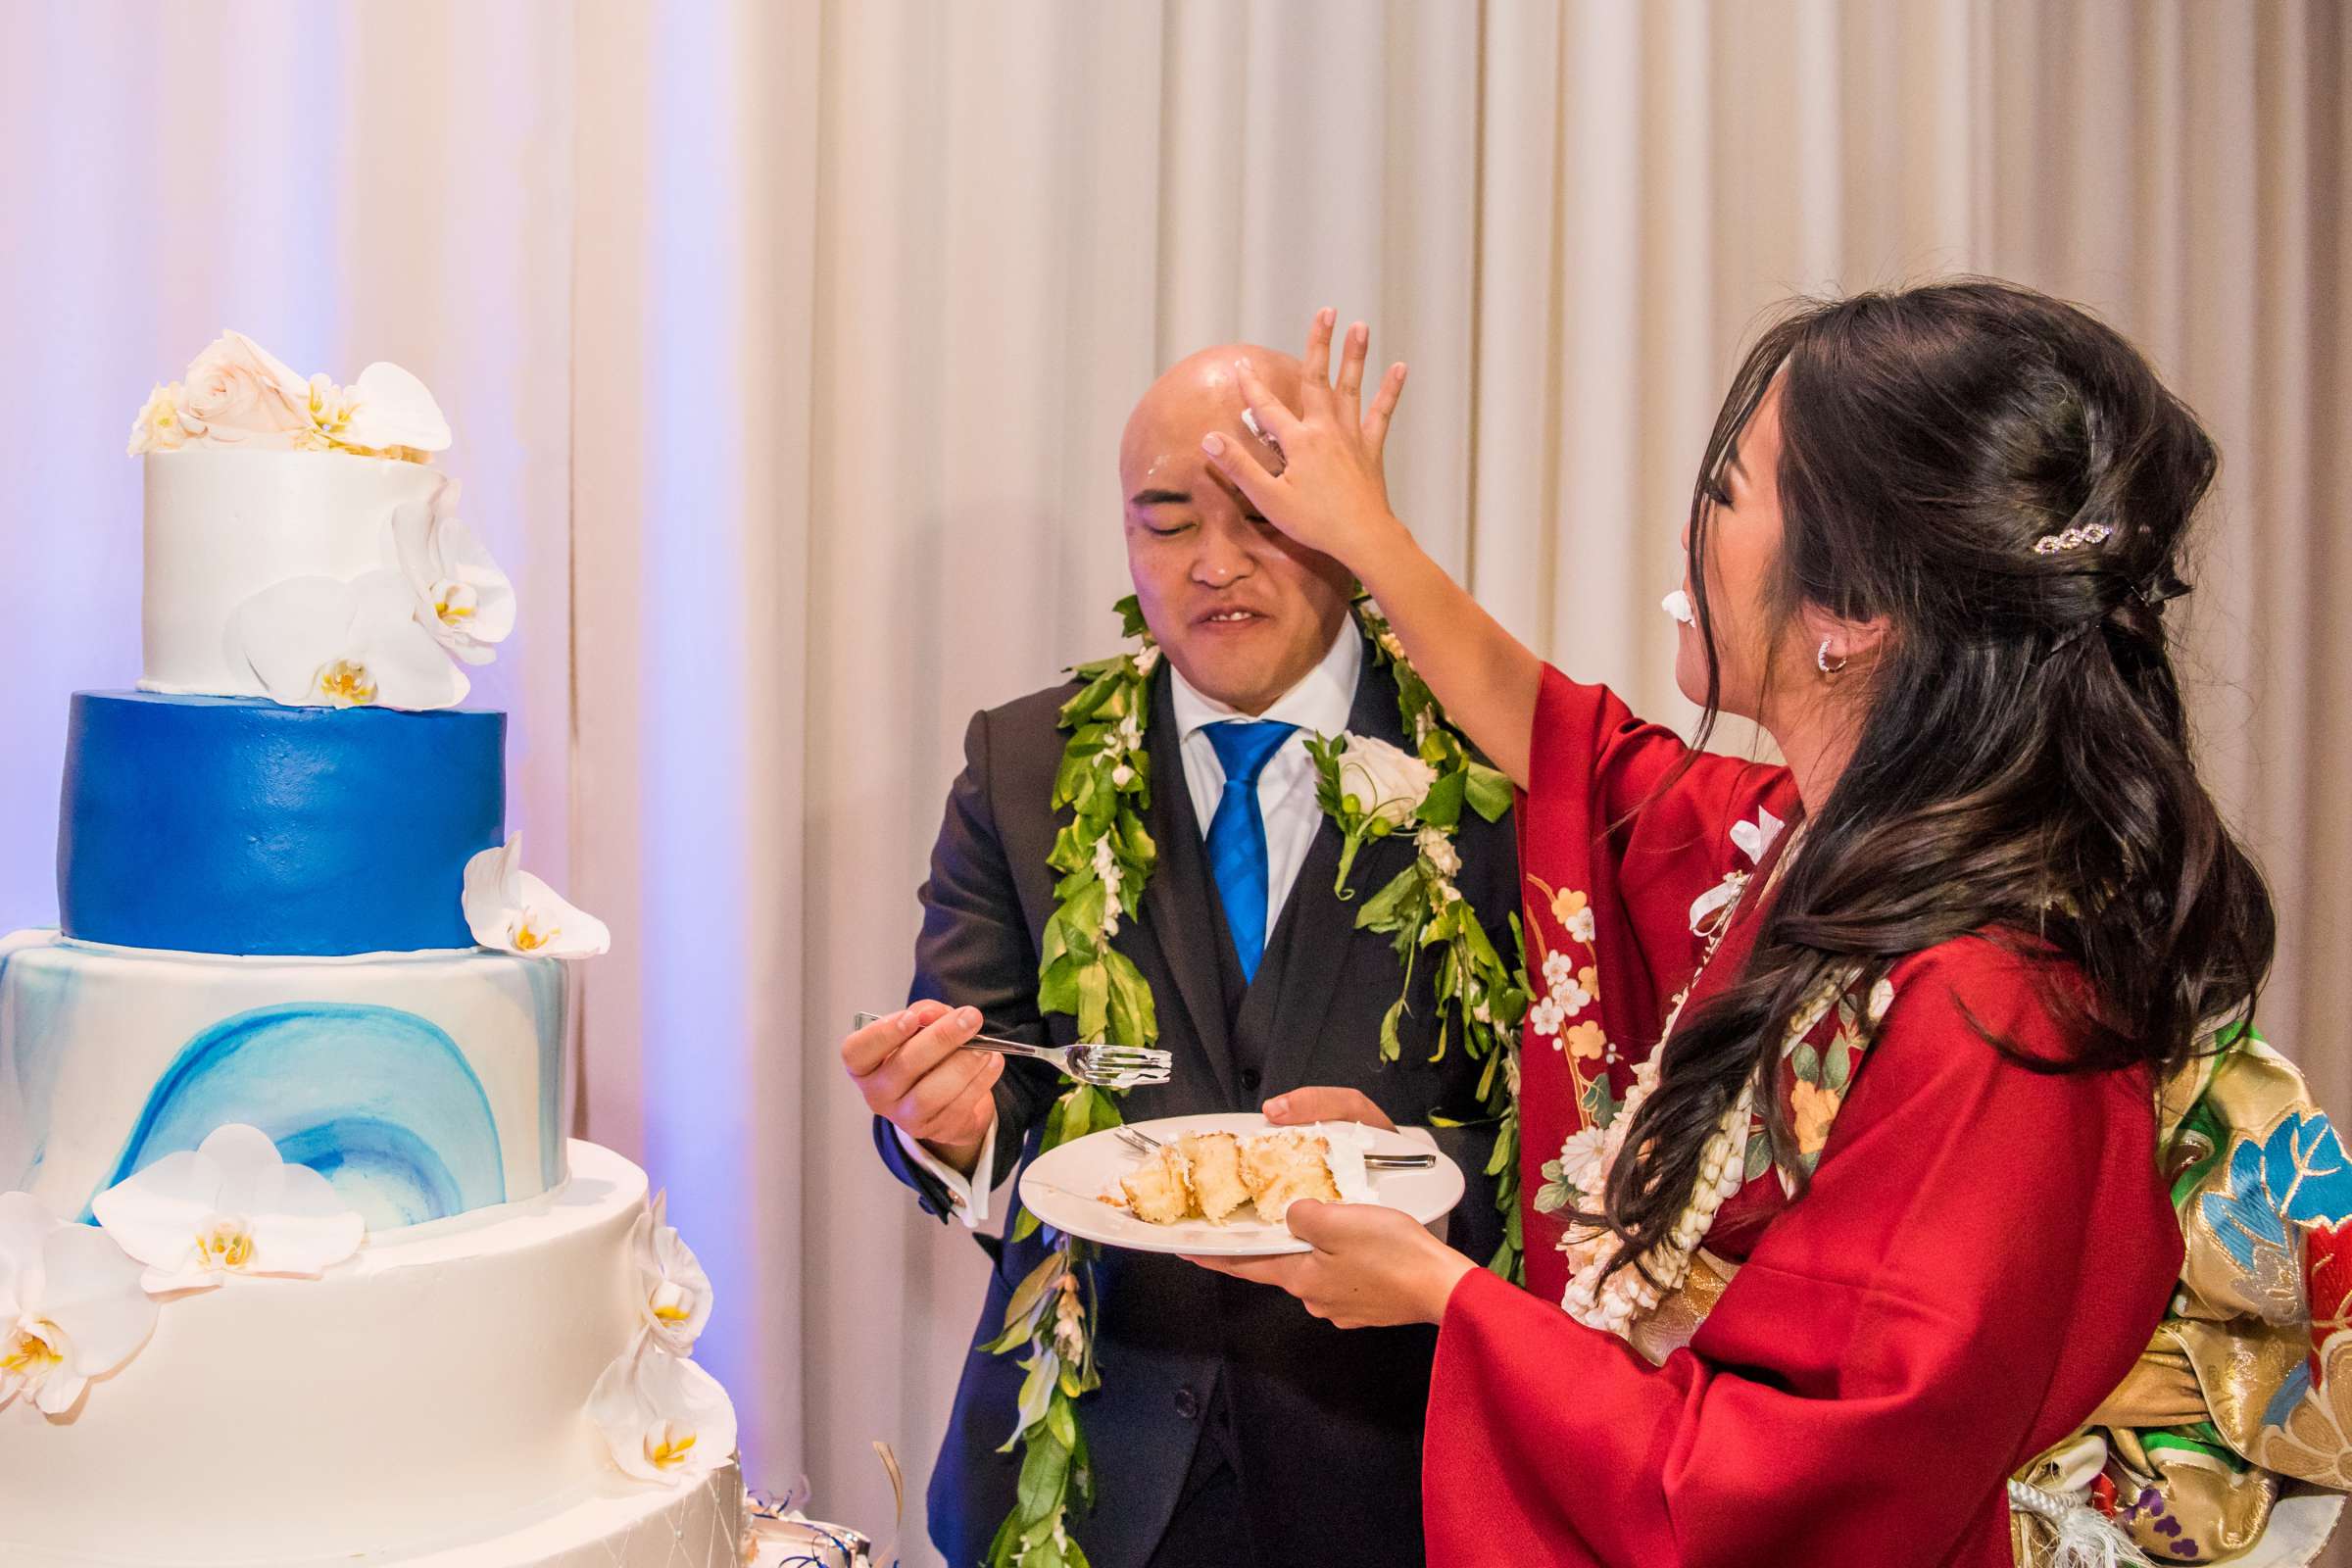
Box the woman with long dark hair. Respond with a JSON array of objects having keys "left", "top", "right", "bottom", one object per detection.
[{"left": 1184, "top": 281, "right": 2346, "bottom": 1563}]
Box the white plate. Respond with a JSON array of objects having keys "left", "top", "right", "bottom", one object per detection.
[{"left": 1018, "top": 1111, "right": 1466, "bottom": 1256}]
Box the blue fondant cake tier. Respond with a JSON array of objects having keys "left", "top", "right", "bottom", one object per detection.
[{"left": 58, "top": 691, "right": 506, "bottom": 956}]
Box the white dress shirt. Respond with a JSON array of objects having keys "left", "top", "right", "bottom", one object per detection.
[{"left": 901, "top": 625, "right": 1370, "bottom": 1226}]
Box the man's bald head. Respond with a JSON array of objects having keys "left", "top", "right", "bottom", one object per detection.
[
  {"left": 1118, "top": 343, "right": 1303, "bottom": 495},
  {"left": 1116, "top": 343, "right": 1351, "bottom": 716}
]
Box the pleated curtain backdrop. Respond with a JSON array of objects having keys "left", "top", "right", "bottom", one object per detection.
[{"left": 1, "top": 2, "right": 2343, "bottom": 1563}]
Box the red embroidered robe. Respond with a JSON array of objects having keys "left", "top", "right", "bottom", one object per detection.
[{"left": 1423, "top": 666, "right": 2183, "bottom": 1566}]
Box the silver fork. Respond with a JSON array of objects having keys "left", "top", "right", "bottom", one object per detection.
[
  {"left": 853, "top": 1012, "right": 1173, "bottom": 1090},
  {"left": 1115, "top": 1123, "right": 1434, "bottom": 1169}
]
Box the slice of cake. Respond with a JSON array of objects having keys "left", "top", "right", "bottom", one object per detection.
[
  {"left": 1118, "top": 1142, "right": 1195, "bottom": 1224},
  {"left": 1240, "top": 1130, "right": 1343, "bottom": 1224},
  {"left": 1177, "top": 1131, "right": 1250, "bottom": 1222},
  {"left": 1115, "top": 1123, "right": 1377, "bottom": 1227}
]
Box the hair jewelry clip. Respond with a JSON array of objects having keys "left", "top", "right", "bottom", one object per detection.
[{"left": 2033, "top": 522, "right": 2114, "bottom": 555}]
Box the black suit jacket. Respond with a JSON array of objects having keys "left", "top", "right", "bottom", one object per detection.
[{"left": 876, "top": 641, "right": 1518, "bottom": 1568}]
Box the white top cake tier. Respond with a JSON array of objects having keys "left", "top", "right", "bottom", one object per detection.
[
  {"left": 125, "top": 332, "right": 510, "bottom": 710},
  {"left": 141, "top": 448, "right": 451, "bottom": 697}
]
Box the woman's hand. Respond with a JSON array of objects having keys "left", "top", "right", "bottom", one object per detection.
[
  {"left": 1185, "top": 1200, "right": 1477, "bottom": 1329},
  {"left": 1201, "top": 309, "right": 1412, "bottom": 575},
  {"left": 1261, "top": 1085, "right": 1396, "bottom": 1132}
]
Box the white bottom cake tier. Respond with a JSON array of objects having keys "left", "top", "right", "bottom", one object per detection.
[
  {"left": 0, "top": 1463, "right": 746, "bottom": 1568},
  {"left": 0, "top": 1141, "right": 736, "bottom": 1566}
]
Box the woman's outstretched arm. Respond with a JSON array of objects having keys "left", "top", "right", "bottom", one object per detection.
[{"left": 1200, "top": 310, "right": 1542, "bottom": 786}]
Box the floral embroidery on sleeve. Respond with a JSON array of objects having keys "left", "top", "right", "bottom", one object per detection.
[{"left": 1525, "top": 878, "right": 1615, "bottom": 1119}]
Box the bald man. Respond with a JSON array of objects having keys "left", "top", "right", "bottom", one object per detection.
[{"left": 846, "top": 341, "right": 1515, "bottom": 1568}]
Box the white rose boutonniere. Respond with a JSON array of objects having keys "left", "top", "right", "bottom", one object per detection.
[
  {"left": 1334, "top": 734, "right": 1437, "bottom": 827},
  {"left": 1308, "top": 732, "right": 1437, "bottom": 895}
]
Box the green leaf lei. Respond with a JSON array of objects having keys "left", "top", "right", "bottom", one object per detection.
[{"left": 983, "top": 594, "right": 1527, "bottom": 1568}]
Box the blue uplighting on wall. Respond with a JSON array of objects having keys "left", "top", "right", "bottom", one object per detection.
[{"left": 639, "top": 0, "right": 762, "bottom": 1471}]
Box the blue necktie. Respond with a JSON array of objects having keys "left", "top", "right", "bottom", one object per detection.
[{"left": 1202, "top": 720, "right": 1298, "bottom": 983}]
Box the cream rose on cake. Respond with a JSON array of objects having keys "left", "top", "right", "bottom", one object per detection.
[
  {"left": 126, "top": 330, "right": 450, "bottom": 460},
  {"left": 464, "top": 834, "right": 612, "bottom": 957},
  {"left": 0, "top": 1191, "right": 159, "bottom": 1416},
  {"left": 588, "top": 1333, "right": 739, "bottom": 1486},
  {"left": 631, "top": 1192, "right": 713, "bottom": 1355},
  {"left": 173, "top": 331, "right": 314, "bottom": 448},
  {"left": 91, "top": 1124, "right": 366, "bottom": 1294}
]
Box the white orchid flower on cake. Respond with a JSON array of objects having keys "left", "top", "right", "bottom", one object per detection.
[
  {"left": 91, "top": 1124, "right": 366, "bottom": 1295},
  {"left": 630, "top": 1192, "right": 713, "bottom": 1355},
  {"left": 463, "top": 834, "right": 612, "bottom": 957},
  {"left": 587, "top": 1332, "right": 739, "bottom": 1486},
  {"left": 390, "top": 478, "right": 514, "bottom": 664},
  {"left": 228, "top": 569, "right": 470, "bottom": 710},
  {"left": 330, "top": 361, "right": 452, "bottom": 456},
  {"left": 0, "top": 1191, "right": 159, "bottom": 1416}
]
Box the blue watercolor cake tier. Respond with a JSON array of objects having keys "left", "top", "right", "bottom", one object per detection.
[
  {"left": 58, "top": 690, "right": 506, "bottom": 956},
  {"left": 0, "top": 928, "right": 566, "bottom": 1232}
]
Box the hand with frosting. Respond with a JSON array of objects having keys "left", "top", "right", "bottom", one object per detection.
[{"left": 1200, "top": 308, "right": 1412, "bottom": 577}]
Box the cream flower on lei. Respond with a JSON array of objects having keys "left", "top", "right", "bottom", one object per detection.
[
  {"left": 0, "top": 1192, "right": 158, "bottom": 1416},
  {"left": 1555, "top": 1127, "right": 1607, "bottom": 1206}
]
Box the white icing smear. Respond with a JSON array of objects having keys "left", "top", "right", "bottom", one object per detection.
[
  {"left": 1662, "top": 588, "right": 1695, "bottom": 626},
  {"left": 1311, "top": 1120, "right": 1377, "bottom": 1205}
]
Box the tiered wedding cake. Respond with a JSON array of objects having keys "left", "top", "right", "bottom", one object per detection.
[{"left": 0, "top": 335, "right": 750, "bottom": 1567}]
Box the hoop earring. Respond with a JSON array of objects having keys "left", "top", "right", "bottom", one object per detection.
[{"left": 1817, "top": 639, "right": 1848, "bottom": 676}]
